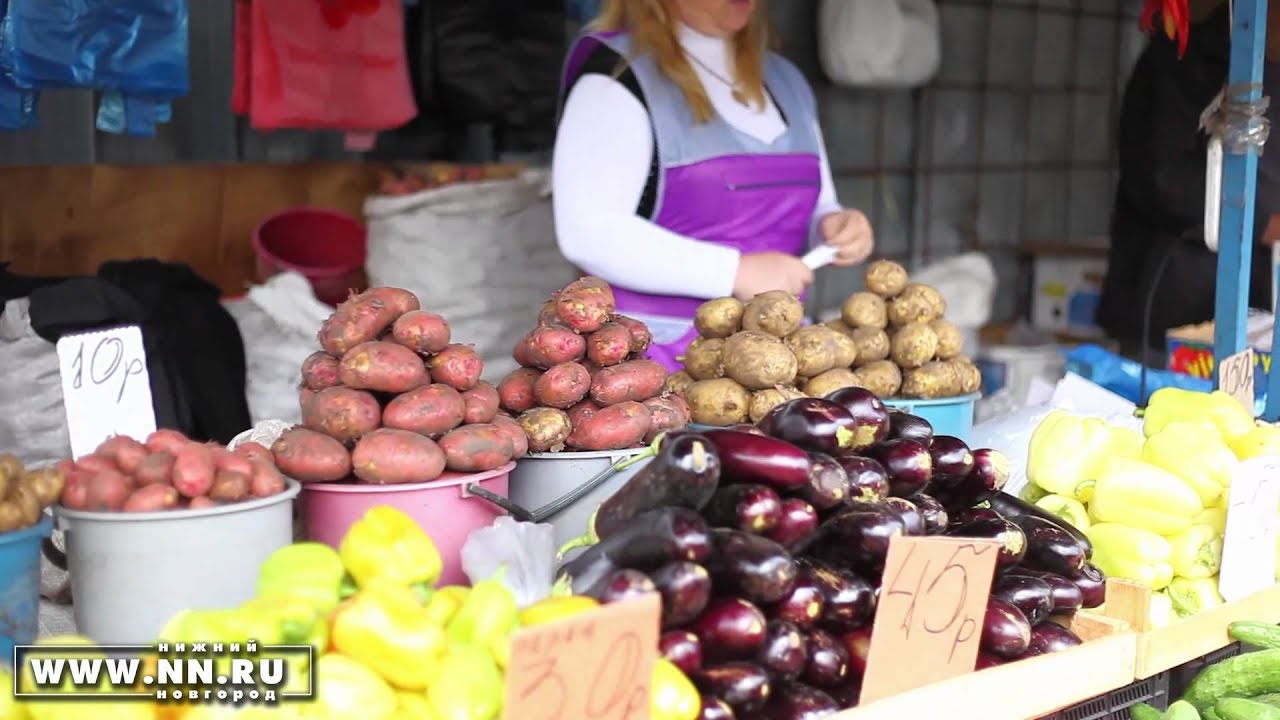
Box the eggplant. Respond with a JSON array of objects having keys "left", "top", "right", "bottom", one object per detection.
[
  {"left": 928, "top": 435, "right": 974, "bottom": 477},
  {"left": 705, "top": 484, "right": 784, "bottom": 535},
  {"left": 798, "top": 558, "right": 877, "bottom": 632},
  {"left": 947, "top": 507, "right": 1001, "bottom": 527},
  {"left": 660, "top": 631, "right": 703, "bottom": 674},
  {"left": 989, "top": 492, "right": 1092, "bottom": 557},
  {"left": 767, "top": 573, "right": 826, "bottom": 629},
  {"left": 834, "top": 456, "right": 890, "bottom": 504},
  {"left": 758, "top": 681, "right": 841, "bottom": 720},
  {"left": 756, "top": 620, "right": 808, "bottom": 680},
  {"left": 836, "top": 626, "right": 873, "bottom": 677},
  {"left": 728, "top": 424, "right": 767, "bottom": 436},
  {"left": 595, "top": 432, "right": 721, "bottom": 539},
  {"left": 801, "top": 453, "right": 850, "bottom": 510},
  {"left": 693, "top": 662, "right": 772, "bottom": 715},
  {"left": 824, "top": 387, "right": 891, "bottom": 450},
  {"left": 974, "top": 652, "right": 1006, "bottom": 670},
  {"left": 801, "top": 629, "right": 850, "bottom": 689},
  {"left": 707, "top": 529, "right": 798, "bottom": 604},
  {"left": 981, "top": 597, "right": 1032, "bottom": 659},
  {"left": 1025, "top": 622, "right": 1083, "bottom": 656},
  {"left": 689, "top": 597, "right": 769, "bottom": 661},
  {"left": 970, "top": 448, "right": 1010, "bottom": 492},
  {"left": 1017, "top": 571, "right": 1084, "bottom": 615},
  {"left": 767, "top": 499, "right": 820, "bottom": 550},
  {"left": 559, "top": 507, "right": 713, "bottom": 595},
  {"left": 808, "top": 505, "right": 906, "bottom": 572},
  {"left": 760, "top": 398, "right": 859, "bottom": 455},
  {"left": 1009, "top": 515, "right": 1088, "bottom": 578},
  {"left": 595, "top": 569, "right": 657, "bottom": 604},
  {"left": 913, "top": 494, "right": 949, "bottom": 535},
  {"left": 946, "top": 515, "right": 1027, "bottom": 571},
  {"left": 863, "top": 439, "right": 933, "bottom": 497},
  {"left": 991, "top": 574, "right": 1054, "bottom": 625},
  {"left": 882, "top": 497, "right": 925, "bottom": 536},
  {"left": 1073, "top": 563, "right": 1106, "bottom": 609},
  {"left": 697, "top": 696, "right": 736, "bottom": 720},
  {"left": 886, "top": 410, "right": 933, "bottom": 443},
  {"left": 827, "top": 678, "right": 862, "bottom": 710},
  {"left": 651, "top": 561, "right": 712, "bottom": 627},
  {"left": 704, "top": 429, "right": 812, "bottom": 490}
]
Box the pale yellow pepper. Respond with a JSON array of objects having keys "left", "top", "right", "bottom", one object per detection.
[
  {"left": 1229, "top": 424, "right": 1280, "bottom": 460},
  {"left": 1142, "top": 421, "right": 1237, "bottom": 506},
  {"left": 1088, "top": 458, "right": 1203, "bottom": 535},
  {"left": 1166, "top": 524, "right": 1223, "bottom": 579}
]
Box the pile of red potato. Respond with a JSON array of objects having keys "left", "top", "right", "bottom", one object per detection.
[
  {"left": 497, "top": 277, "right": 690, "bottom": 454},
  {"left": 273, "top": 287, "right": 527, "bottom": 485}
]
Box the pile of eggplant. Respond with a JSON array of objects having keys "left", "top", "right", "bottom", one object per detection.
[{"left": 557, "top": 388, "right": 1105, "bottom": 720}]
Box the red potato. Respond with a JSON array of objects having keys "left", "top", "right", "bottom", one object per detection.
[
  {"left": 145, "top": 429, "right": 191, "bottom": 455},
  {"left": 318, "top": 287, "right": 421, "bottom": 356},
  {"left": 134, "top": 452, "right": 176, "bottom": 486},
  {"left": 96, "top": 436, "right": 147, "bottom": 475},
  {"left": 214, "top": 449, "right": 256, "bottom": 477},
  {"left": 491, "top": 415, "right": 530, "bottom": 460},
  {"left": 172, "top": 444, "right": 217, "bottom": 498},
  {"left": 351, "top": 429, "right": 447, "bottom": 484},
  {"left": 428, "top": 345, "right": 484, "bottom": 392},
  {"left": 209, "top": 471, "right": 251, "bottom": 502},
  {"left": 518, "top": 407, "right": 573, "bottom": 453},
  {"left": 438, "top": 424, "right": 515, "bottom": 473},
  {"left": 382, "top": 384, "right": 466, "bottom": 436},
  {"left": 300, "top": 352, "right": 341, "bottom": 391},
  {"left": 538, "top": 297, "right": 564, "bottom": 327},
  {"left": 586, "top": 323, "right": 632, "bottom": 367},
  {"left": 535, "top": 362, "right": 591, "bottom": 409},
  {"left": 525, "top": 326, "right": 587, "bottom": 369},
  {"left": 566, "top": 401, "right": 652, "bottom": 451},
  {"left": 589, "top": 359, "right": 667, "bottom": 405},
  {"left": 611, "top": 315, "right": 653, "bottom": 354},
  {"left": 60, "top": 470, "right": 91, "bottom": 510},
  {"left": 339, "top": 341, "right": 429, "bottom": 393},
  {"left": 392, "top": 310, "right": 451, "bottom": 354},
  {"left": 497, "top": 368, "right": 542, "bottom": 414},
  {"left": 303, "top": 386, "right": 382, "bottom": 442},
  {"left": 642, "top": 394, "right": 692, "bottom": 442},
  {"left": 250, "top": 462, "right": 287, "bottom": 498},
  {"left": 54, "top": 459, "right": 75, "bottom": 477},
  {"left": 85, "top": 470, "right": 134, "bottom": 512},
  {"left": 568, "top": 399, "right": 600, "bottom": 426},
  {"left": 513, "top": 335, "right": 538, "bottom": 368},
  {"left": 555, "top": 276, "right": 616, "bottom": 333},
  {"left": 123, "top": 484, "right": 180, "bottom": 513},
  {"left": 233, "top": 441, "right": 274, "bottom": 465},
  {"left": 272, "top": 428, "right": 352, "bottom": 483},
  {"left": 299, "top": 387, "right": 315, "bottom": 414},
  {"left": 188, "top": 496, "right": 219, "bottom": 510},
  {"left": 461, "top": 382, "right": 501, "bottom": 424},
  {"left": 76, "top": 454, "right": 118, "bottom": 474}
]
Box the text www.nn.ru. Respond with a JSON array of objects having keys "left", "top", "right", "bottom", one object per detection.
[{"left": 26, "top": 657, "right": 282, "bottom": 690}]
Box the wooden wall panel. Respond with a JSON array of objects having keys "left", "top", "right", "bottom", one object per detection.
[{"left": 0, "top": 163, "right": 378, "bottom": 296}]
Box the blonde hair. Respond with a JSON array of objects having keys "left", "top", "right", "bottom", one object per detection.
[{"left": 590, "top": 0, "right": 769, "bottom": 123}]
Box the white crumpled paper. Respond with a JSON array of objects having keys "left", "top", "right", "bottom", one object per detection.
[{"left": 461, "top": 517, "right": 558, "bottom": 607}]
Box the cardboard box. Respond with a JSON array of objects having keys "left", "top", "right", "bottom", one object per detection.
[{"left": 1165, "top": 314, "right": 1274, "bottom": 398}]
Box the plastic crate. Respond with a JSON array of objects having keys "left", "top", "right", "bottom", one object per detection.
[
  {"left": 1169, "top": 641, "right": 1249, "bottom": 699},
  {"left": 1040, "top": 672, "right": 1171, "bottom": 720}
]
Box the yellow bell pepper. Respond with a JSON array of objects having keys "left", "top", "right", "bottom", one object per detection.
[
  {"left": 1149, "top": 591, "right": 1175, "bottom": 629},
  {"left": 1143, "top": 422, "right": 1237, "bottom": 507},
  {"left": 0, "top": 667, "right": 28, "bottom": 720},
  {"left": 519, "top": 595, "right": 599, "bottom": 626},
  {"left": 397, "top": 691, "right": 438, "bottom": 720},
  {"left": 1167, "top": 524, "right": 1224, "bottom": 579},
  {"left": 1166, "top": 576, "right": 1226, "bottom": 618},
  {"left": 426, "top": 644, "right": 504, "bottom": 720},
  {"left": 652, "top": 658, "right": 701, "bottom": 720},
  {"left": 339, "top": 506, "right": 442, "bottom": 590},
  {"left": 297, "top": 654, "right": 397, "bottom": 720},
  {"left": 1034, "top": 494, "right": 1090, "bottom": 532},
  {"left": 257, "top": 542, "right": 347, "bottom": 614},
  {"left": 330, "top": 583, "right": 448, "bottom": 691},
  {"left": 447, "top": 571, "right": 518, "bottom": 657},
  {"left": 1086, "top": 523, "right": 1174, "bottom": 590},
  {"left": 240, "top": 595, "right": 328, "bottom": 652},
  {"left": 1020, "top": 482, "right": 1049, "bottom": 503},
  {"left": 1143, "top": 388, "right": 1255, "bottom": 440},
  {"left": 1109, "top": 426, "right": 1146, "bottom": 460},
  {"left": 1195, "top": 505, "right": 1228, "bottom": 535},
  {"left": 1229, "top": 424, "right": 1280, "bottom": 460},
  {"left": 1026, "top": 412, "right": 1118, "bottom": 501},
  {"left": 1088, "top": 458, "right": 1203, "bottom": 535},
  {"left": 17, "top": 636, "right": 153, "bottom": 720}
]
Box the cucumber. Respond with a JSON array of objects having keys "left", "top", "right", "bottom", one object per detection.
[
  {"left": 1254, "top": 693, "right": 1280, "bottom": 708},
  {"left": 1215, "top": 698, "right": 1280, "bottom": 720},
  {"left": 1203, "top": 708, "right": 1221, "bottom": 720},
  {"left": 1131, "top": 703, "right": 1162, "bottom": 720},
  {"left": 1183, "top": 649, "right": 1280, "bottom": 710},
  {"left": 1163, "top": 700, "right": 1202, "bottom": 720},
  {"left": 1229, "top": 621, "right": 1280, "bottom": 649}
]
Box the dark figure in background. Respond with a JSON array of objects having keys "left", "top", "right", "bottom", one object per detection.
[{"left": 1097, "top": 1, "right": 1280, "bottom": 355}]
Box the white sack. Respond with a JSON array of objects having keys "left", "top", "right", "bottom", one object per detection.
[{"left": 819, "top": 0, "right": 941, "bottom": 89}]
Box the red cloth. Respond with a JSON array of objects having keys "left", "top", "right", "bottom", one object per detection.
[{"left": 231, "top": 0, "right": 416, "bottom": 131}]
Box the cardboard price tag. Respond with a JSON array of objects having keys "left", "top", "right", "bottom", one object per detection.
[
  {"left": 56, "top": 326, "right": 156, "bottom": 459},
  {"left": 1218, "top": 347, "right": 1255, "bottom": 413},
  {"left": 860, "top": 536, "right": 1000, "bottom": 705},
  {"left": 1219, "top": 456, "right": 1280, "bottom": 601},
  {"left": 503, "top": 593, "right": 660, "bottom": 720}
]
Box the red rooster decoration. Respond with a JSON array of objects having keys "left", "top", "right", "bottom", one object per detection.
[{"left": 1141, "top": 0, "right": 1191, "bottom": 57}]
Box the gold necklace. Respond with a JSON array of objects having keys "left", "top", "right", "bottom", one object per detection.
[{"left": 686, "top": 53, "right": 748, "bottom": 105}]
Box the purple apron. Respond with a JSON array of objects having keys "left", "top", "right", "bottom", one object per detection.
[{"left": 562, "top": 31, "right": 823, "bottom": 372}]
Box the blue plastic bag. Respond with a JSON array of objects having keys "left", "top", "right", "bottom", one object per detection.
[
  {"left": 0, "top": 0, "right": 36, "bottom": 129},
  {"left": 1064, "top": 344, "right": 1217, "bottom": 404}
]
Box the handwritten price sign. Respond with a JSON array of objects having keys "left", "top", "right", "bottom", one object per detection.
[
  {"left": 1218, "top": 348, "right": 1255, "bottom": 413},
  {"left": 56, "top": 326, "right": 156, "bottom": 459},
  {"left": 1219, "top": 456, "right": 1280, "bottom": 601},
  {"left": 503, "top": 593, "right": 660, "bottom": 720},
  {"left": 859, "top": 536, "right": 1000, "bottom": 704}
]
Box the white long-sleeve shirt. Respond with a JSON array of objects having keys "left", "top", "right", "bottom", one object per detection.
[{"left": 552, "top": 23, "right": 843, "bottom": 300}]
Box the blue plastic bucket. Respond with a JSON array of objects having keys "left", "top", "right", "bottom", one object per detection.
[
  {"left": 0, "top": 515, "right": 52, "bottom": 659},
  {"left": 884, "top": 393, "right": 979, "bottom": 441}
]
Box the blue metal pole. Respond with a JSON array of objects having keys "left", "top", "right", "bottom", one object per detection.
[{"left": 1215, "top": 0, "right": 1268, "bottom": 395}]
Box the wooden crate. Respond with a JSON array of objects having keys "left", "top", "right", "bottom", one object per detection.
[
  {"left": 835, "top": 614, "right": 1135, "bottom": 720},
  {"left": 1098, "top": 579, "right": 1280, "bottom": 679}
]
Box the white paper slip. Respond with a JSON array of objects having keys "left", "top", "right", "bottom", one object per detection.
[
  {"left": 1219, "top": 456, "right": 1280, "bottom": 602},
  {"left": 56, "top": 326, "right": 157, "bottom": 459},
  {"left": 802, "top": 245, "right": 839, "bottom": 271}
]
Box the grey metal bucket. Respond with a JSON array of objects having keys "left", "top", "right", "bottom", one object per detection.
[
  {"left": 507, "top": 449, "right": 652, "bottom": 547},
  {"left": 52, "top": 480, "right": 301, "bottom": 645}
]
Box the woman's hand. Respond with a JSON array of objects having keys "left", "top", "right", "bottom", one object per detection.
[
  {"left": 819, "top": 209, "right": 875, "bottom": 266},
  {"left": 733, "top": 251, "right": 814, "bottom": 300}
]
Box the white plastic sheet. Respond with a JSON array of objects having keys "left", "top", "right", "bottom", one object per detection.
[{"left": 461, "top": 517, "right": 557, "bottom": 608}]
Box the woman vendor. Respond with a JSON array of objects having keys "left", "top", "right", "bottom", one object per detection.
[{"left": 552, "top": 0, "right": 875, "bottom": 371}]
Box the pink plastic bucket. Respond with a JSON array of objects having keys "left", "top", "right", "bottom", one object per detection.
[
  {"left": 299, "top": 463, "right": 514, "bottom": 585},
  {"left": 253, "top": 207, "right": 367, "bottom": 306}
]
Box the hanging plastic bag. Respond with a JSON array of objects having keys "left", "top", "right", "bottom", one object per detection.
[
  {"left": 818, "top": 0, "right": 941, "bottom": 89},
  {"left": 460, "top": 517, "right": 557, "bottom": 608},
  {"left": 0, "top": 0, "right": 36, "bottom": 129}
]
